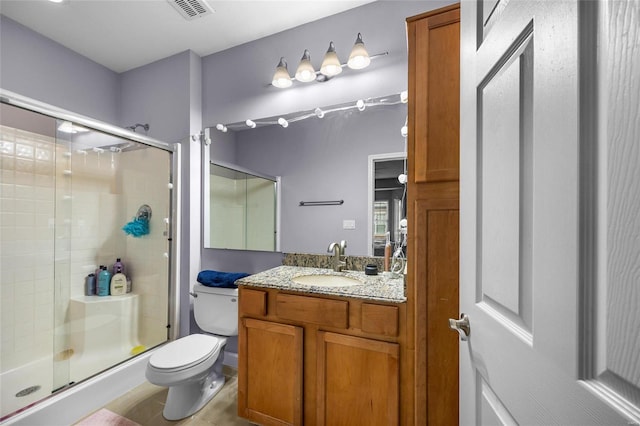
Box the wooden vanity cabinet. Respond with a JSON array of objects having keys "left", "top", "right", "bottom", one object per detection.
[
  {"left": 238, "top": 286, "right": 406, "bottom": 426},
  {"left": 239, "top": 318, "right": 303, "bottom": 426}
]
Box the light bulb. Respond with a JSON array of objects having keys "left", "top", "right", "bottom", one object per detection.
[
  {"left": 398, "top": 174, "right": 408, "bottom": 184},
  {"left": 272, "top": 57, "right": 292, "bottom": 89},
  {"left": 278, "top": 117, "right": 289, "bottom": 128},
  {"left": 314, "top": 108, "right": 325, "bottom": 118},
  {"left": 348, "top": 33, "right": 371, "bottom": 70},
  {"left": 295, "top": 50, "right": 316, "bottom": 83},
  {"left": 246, "top": 119, "right": 256, "bottom": 128},
  {"left": 400, "top": 90, "right": 408, "bottom": 103},
  {"left": 320, "top": 42, "right": 342, "bottom": 77},
  {"left": 356, "top": 99, "right": 365, "bottom": 111},
  {"left": 401, "top": 125, "right": 408, "bottom": 137}
]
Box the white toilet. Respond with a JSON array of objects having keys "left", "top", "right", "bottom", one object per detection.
[{"left": 145, "top": 284, "right": 238, "bottom": 420}]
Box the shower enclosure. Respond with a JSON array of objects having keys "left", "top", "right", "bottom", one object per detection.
[{"left": 0, "top": 93, "right": 179, "bottom": 421}]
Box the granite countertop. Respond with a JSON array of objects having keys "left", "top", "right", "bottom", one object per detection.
[{"left": 236, "top": 265, "right": 406, "bottom": 303}]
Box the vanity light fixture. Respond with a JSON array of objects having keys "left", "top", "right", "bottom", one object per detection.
[
  {"left": 320, "top": 42, "right": 342, "bottom": 77},
  {"left": 348, "top": 33, "right": 371, "bottom": 70},
  {"left": 295, "top": 50, "right": 316, "bottom": 83},
  {"left": 270, "top": 33, "right": 384, "bottom": 88},
  {"left": 272, "top": 57, "right": 292, "bottom": 89}
]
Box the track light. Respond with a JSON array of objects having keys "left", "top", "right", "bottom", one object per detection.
[
  {"left": 320, "top": 42, "right": 342, "bottom": 77},
  {"left": 356, "top": 99, "right": 366, "bottom": 111},
  {"left": 295, "top": 50, "right": 316, "bottom": 83},
  {"left": 272, "top": 57, "right": 292, "bottom": 89},
  {"left": 314, "top": 108, "right": 325, "bottom": 118},
  {"left": 216, "top": 123, "right": 227, "bottom": 132},
  {"left": 278, "top": 118, "right": 289, "bottom": 128},
  {"left": 245, "top": 119, "right": 256, "bottom": 128},
  {"left": 348, "top": 33, "right": 371, "bottom": 70}
]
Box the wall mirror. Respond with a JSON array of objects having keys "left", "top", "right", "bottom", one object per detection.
[
  {"left": 204, "top": 94, "right": 407, "bottom": 256},
  {"left": 203, "top": 159, "right": 279, "bottom": 252}
]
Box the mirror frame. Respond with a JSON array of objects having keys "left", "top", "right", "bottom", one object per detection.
[{"left": 367, "top": 152, "right": 406, "bottom": 256}]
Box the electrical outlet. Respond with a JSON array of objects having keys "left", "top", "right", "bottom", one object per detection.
[{"left": 343, "top": 219, "right": 356, "bottom": 230}]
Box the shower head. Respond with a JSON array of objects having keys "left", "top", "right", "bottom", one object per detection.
[{"left": 126, "top": 123, "right": 149, "bottom": 133}]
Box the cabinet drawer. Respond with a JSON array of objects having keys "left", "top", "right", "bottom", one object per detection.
[
  {"left": 239, "top": 288, "right": 267, "bottom": 317},
  {"left": 276, "top": 293, "right": 348, "bottom": 329},
  {"left": 361, "top": 303, "right": 398, "bottom": 336}
]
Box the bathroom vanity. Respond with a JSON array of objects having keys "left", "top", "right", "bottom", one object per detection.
[{"left": 236, "top": 266, "right": 407, "bottom": 426}]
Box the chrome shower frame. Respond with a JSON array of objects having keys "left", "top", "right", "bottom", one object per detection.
[{"left": 0, "top": 89, "right": 182, "bottom": 342}]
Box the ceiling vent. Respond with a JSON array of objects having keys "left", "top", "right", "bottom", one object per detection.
[{"left": 167, "top": 0, "right": 214, "bottom": 20}]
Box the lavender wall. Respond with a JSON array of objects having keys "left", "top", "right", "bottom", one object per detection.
[
  {"left": 119, "top": 51, "right": 192, "bottom": 143},
  {"left": 0, "top": 16, "right": 120, "bottom": 125},
  {"left": 119, "top": 50, "right": 204, "bottom": 337},
  {"left": 201, "top": 1, "right": 454, "bottom": 126}
]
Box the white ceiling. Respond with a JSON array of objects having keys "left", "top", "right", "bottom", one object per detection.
[{"left": 0, "top": 0, "right": 375, "bottom": 73}]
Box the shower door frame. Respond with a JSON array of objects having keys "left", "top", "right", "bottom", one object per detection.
[{"left": 0, "top": 89, "right": 181, "bottom": 416}]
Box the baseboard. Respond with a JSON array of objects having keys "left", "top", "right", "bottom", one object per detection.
[{"left": 223, "top": 351, "right": 238, "bottom": 369}]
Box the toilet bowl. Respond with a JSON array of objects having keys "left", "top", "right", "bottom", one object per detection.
[{"left": 145, "top": 285, "right": 238, "bottom": 420}]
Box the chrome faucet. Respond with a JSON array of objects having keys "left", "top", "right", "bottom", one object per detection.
[{"left": 327, "top": 240, "right": 347, "bottom": 272}]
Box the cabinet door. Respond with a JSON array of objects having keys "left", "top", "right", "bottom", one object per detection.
[
  {"left": 317, "top": 331, "right": 399, "bottom": 426},
  {"left": 238, "top": 318, "right": 303, "bottom": 426}
]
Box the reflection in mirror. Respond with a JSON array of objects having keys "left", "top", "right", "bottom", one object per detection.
[
  {"left": 368, "top": 153, "right": 407, "bottom": 256},
  {"left": 205, "top": 93, "right": 407, "bottom": 256},
  {"left": 204, "top": 161, "right": 278, "bottom": 251}
]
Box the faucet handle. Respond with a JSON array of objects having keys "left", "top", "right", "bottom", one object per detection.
[{"left": 339, "top": 240, "right": 347, "bottom": 254}]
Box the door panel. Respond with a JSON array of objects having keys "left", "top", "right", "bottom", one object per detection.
[{"left": 460, "top": 0, "right": 640, "bottom": 424}]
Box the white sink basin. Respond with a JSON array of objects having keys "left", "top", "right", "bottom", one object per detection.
[{"left": 292, "top": 274, "right": 362, "bottom": 287}]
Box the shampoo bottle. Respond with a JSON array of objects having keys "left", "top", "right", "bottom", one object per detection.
[
  {"left": 97, "top": 267, "right": 111, "bottom": 296},
  {"left": 112, "top": 258, "right": 125, "bottom": 275},
  {"left": 110, "top": 273, "right": 127, "bottom": 296}
]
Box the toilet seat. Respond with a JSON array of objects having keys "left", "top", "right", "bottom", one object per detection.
[{"left": 149, "top": 334, "right": 223, "bottom": 373}]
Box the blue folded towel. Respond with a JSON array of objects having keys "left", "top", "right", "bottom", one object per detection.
[{"left": 197, "top": 270, "right": 250, "bottom": 288}]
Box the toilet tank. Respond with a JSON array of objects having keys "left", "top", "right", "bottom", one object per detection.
[{"left": 193, "top": 284, "right": 239, "bottom": 336}]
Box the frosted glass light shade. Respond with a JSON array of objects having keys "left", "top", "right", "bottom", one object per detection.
[
  {"left": 348, "top": 33, "right": 371, "bottom": 70},
  {"left": 295, "top": 49, "right": 316, "bottom": 83},
  {"left": 320, "top": 42, "right": 342, "bottom": 77},
  {"left": 272, "top": 57, "right": 292, "bottom": 88}
]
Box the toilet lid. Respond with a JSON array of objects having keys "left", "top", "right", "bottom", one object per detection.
[{"left": 149, "top": 334, "right": 222, "bottom": 371}]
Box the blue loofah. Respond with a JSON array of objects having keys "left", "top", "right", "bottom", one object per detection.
[{"left": 122, "top": 217, "right": 149, "bottom": 237}]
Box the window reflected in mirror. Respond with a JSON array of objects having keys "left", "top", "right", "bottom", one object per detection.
[{"left": 372, "top": 158, "right": 406, "bottom": 256}]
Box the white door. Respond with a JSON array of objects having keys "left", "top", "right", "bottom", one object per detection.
[{"left": 459, "top": 0, "right": 640, "bottom": 424}]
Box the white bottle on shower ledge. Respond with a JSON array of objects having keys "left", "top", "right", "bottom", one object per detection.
[{"left": 110, "top": 273, "right": 127, "bottom": 296}]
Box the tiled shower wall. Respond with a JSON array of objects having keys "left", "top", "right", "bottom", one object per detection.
[
  {"left": 0, "top": 125, "right": 58, "bottom": 371},
  {"left": 0, "top": 122, "right": 170, "bottom": 374}
]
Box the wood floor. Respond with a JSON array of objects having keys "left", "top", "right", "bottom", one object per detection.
[{"left": 74, "top": 367, "right": 252, "bottom": 426}]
